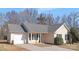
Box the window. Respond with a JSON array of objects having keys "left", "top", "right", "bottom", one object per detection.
[
  {"left": 32, "top": 34, "right": 38, "bottom": 40},
  {"left": 57, "top": 34, "right": 62, "bottom": 38},
  {"left": 32, "top": 34, "right": 40, "bottom": 40}
]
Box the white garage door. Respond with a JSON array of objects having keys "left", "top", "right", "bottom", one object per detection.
[{"left": 11, "top": 33, "right": 24, "bottom": 44}]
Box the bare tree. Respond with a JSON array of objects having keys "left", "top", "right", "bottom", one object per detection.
[
  {"left": 60, "top": 15, "right": 70, "bottom": 27},
  {"left": 19, "top": 8, "right": 38, "bottom": 23},
  {"left": 46, "top": 14, "right": 54, "bottom": 25},
  {"left": 37, "top": 13, "right": 46, "bottom": 24},
  {"left": 55, "top": 16, "right": 60, "bottom": 24},
  {"left": 0, "top": 13, "right": 7, "bottom": 26},
  {"left": 6, "top": 11, "right": 21, "bottom": 24},
  {"left": 66, "top": 15, "right": 72, "bottom": 27},
  {"left": 68, "top": 12, "right": 79, "bottom": 27},
  {"left": 0, "top": 12, "right": 9, "bottom": 39},
  {"left": 61, "top": 15, "right": 67, "bottom": 23}
]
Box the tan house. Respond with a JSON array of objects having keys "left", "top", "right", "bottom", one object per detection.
[{"left": 6, "top": 21, "right": 70, "bottom": 44}]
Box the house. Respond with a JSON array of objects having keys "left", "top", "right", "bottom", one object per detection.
[{"left": 6, "top": 21, "right": 70, "bottom": 44}]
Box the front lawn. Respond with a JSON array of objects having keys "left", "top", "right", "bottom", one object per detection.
[
  {"left": 0, "top": 39, "right": 29, "bottom": 51},
  {"left": 0, "top": 44, "right": 29, "bottom": 51},
  {"left": 58, "top": 43, "right": 79, "bottom": 51}
]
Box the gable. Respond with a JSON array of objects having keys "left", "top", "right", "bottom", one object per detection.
[{"left": 55, "top": 24, "right": 69, "bottom": 34}]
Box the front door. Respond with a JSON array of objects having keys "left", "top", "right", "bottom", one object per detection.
[{"left": 28, "top": 33, "right": 40, "bottom": 44}]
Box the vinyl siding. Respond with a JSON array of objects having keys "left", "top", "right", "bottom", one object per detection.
[{"left": 54, "top": 25, "right": 68, "bottom": 43}]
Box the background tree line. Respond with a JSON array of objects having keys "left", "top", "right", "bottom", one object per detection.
[{"left": 0, "top": 8, "right": 78, "bottom": 28}]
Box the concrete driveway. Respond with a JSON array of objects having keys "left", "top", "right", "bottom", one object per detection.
[{"left": 16, "top": 44, "right": 73, "bottom": 51}]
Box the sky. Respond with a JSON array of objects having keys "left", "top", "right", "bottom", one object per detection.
[
  {"left": 38, "top": 8, "right": 79, "bottom": 17},
  {"left": 0, "top": 8, "right": 79, "bottom": 17}
]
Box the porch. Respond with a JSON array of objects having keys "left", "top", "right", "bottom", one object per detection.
[{"left": 28, "top": 33, "right": 41, "bottom": 44}]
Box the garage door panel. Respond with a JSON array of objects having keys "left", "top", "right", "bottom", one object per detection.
[{"left": 11, "top": 33, "right": 24, "bottom": 44}]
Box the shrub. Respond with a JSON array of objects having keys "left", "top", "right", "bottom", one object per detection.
[{"left": 54, "top": 37, "right": 63, "bottom": 45}]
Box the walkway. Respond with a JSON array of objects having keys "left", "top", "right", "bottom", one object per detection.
[{"left": 16, "top": 44, "right": 73, "bottom": 51}]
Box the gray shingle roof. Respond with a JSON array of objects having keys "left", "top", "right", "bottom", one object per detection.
[
  {"left": 23, "top": 21, "right": 48, "bottom": 33},
  {"left": 8, "top": 24, "right": 24, "bottom": 33},
  {"left": 48, "top": 24, "right": 63, "bottom": 32},
  {"left": 8, "top": 21, "right": 69, "bottom": 33},
  {"left": 23, "top": 21, "right": 67, "bottom": 33}
]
